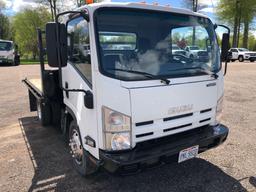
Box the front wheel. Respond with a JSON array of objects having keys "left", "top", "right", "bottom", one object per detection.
[
  {"left": 37, "top": 100, "right": 51, "bottom": 126},
  {"left": 238, "top": 56, "right": 244, "bottom": 62},
  {"left": 68, "top": 121, "right": 97, "bottom": 176}
]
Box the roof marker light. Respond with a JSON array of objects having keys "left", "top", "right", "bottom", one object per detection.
[{"left": 85, "top": 0, "right": 94, "bottom": 4}]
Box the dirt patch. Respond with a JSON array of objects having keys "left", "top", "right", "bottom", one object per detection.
[{"left": 0, "top": 63, "right": 255, "bottom": 191}]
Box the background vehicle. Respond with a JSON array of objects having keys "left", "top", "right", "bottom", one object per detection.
[
  {"left": 0, "top": 40, "right": 20, "bottom": 66},
  {"left": 185, "top": 46, "right": 210, "bottom": 62},
  {"left": 171, "top": 44, "right": 187, "bottom": 56},
  {"left": 229, "top": 48, "right": 256, "bottom": 62},
  {"left": 23, "top": 2, "right": 230, "bottom": 176}
]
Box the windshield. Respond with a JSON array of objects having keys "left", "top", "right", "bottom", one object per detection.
[
  {"left": 172, "top": 45, "right": 180, "bottom": 50},
  {"left": 238, "top": 48, "right": 249, "bottom": 52},
  {"left": 190, "top": 46, "right": 200, "bottom": 50},
  {"left": 0, "top": 41, "right": 13, "bottom": 51},
  {"left": 95, "top": 8, "right": 220, "bottom": 81}
]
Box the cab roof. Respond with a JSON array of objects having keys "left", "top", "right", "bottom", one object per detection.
[
  {"left": 78, "top": 2, "right": 209, "bottom": 19},
  {"left": 0, "top": 39, "right": 13, "bottom": 43}
]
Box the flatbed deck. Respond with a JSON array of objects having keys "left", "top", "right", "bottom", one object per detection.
[{"left": 22, "top": 78, "right": 43, "bottom": 98}]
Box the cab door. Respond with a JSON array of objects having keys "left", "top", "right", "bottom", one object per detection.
[
  {"left": 231, "top": 48, "right": 239, "bottom": 59},
  {"left": 62, "top": 16, "right": 98, "bottom": 158}
]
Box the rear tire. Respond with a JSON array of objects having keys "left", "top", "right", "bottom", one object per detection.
[
  {"left": 68, "top": 121, "right": 97, "bottom": 176},
  {"left": 231, "top": 59, "right": 236, "bottom": 62},
  {"left": 37, "top": 100, "right": 51, "bottom": 126},
  {"left": 250, "top": 59, "right": 255, "bottom": 62},
  {"left": 238, "top": 56, "right": 244, "bottom": 62}
]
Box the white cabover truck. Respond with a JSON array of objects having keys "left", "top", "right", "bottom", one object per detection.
[{"left": 23, "top": 2, "right": 231, "bottom": 175}]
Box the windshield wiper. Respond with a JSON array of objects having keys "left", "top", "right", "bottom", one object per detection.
[
  {"left": 107, "top": 68, "right": 170, "bottom": 85},
  {"left": 169, "top": 67, "right": 218, "bottom": 79}
]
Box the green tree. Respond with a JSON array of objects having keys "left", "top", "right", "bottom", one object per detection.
[
  {"left": 0, "top": 14, "right": 12, "bottom": 40},
  {"left": 217, "top": 0, "right": 256, "bottom": 48},
  {"left": 240, "top": 0, "right": 256, "bottom": 48},
  {"left": 13, "top": 7, "right": 51, "bottom": 59}
]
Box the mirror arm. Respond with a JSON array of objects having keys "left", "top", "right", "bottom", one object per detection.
[
  {"left": 224, "top": 61, "right": 228, "bottom": 76},
  {"left": 217, "top": 24, "right": 231, "bottom": 34}
]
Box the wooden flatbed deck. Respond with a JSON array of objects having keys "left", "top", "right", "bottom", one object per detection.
[
  {"left": 23, "top": 78, "right": 43, "bottom": 98},
  {"left": 28, "top": 79, "right": 42, "bottom": 93}
]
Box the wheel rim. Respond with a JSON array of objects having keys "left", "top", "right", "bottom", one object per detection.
[
  {"left": 37, "top": 102, "right": 42, "bottom": 120},
  {"left": 69, "top": 129, "right": 83, "bottom": 165}
]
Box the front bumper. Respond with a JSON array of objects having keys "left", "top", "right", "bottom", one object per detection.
[
  {"left": 0, "top": 58, "right": 13, "bottom": 64},
  {"left": 99, "top": 124, "right": 228, "bottom": 174},
  {"left": 244, "top": 55, "right": 256, "bottom": 60}
]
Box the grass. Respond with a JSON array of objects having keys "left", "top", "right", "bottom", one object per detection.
[{"left": 20, "top": 59, "right": 41, "bottom": 65}]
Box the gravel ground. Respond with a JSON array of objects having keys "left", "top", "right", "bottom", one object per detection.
[{"left": 0, "top": 63, "right": 255, "bottom": 192}]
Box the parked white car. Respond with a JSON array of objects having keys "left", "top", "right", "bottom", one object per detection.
[
  {"left": 172, "top": 44, "right": 187, "bottom": 56},
  {"left": 0, "top": 40, "right": 16, "bottom": 65},
  {"left": 229, "top": 48, "right": 256, "bottom": 62},
  {"left": 185, "top": 46, "right": 209, "bottom": 62}
]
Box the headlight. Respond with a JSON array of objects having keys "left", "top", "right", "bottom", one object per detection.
[
  {"left": 215, "top": 95, "right": 224, "bottom": 124},
  {"left": 102, "top": 106, "right": 131, "bottom": 151}
]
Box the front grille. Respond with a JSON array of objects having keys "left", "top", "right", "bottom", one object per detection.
[
  {"left": 197, "top": 51, "right": 208, "bottom": 56},
  {"left": 136, "top": 132, "right": 153, "bottom": 138},
  {"left": 136, "top": 120, "right": 154, "bottom": 127},
  {"left": 175, "top": 51, "right": 186, "bottom": 55},
  {"left": 134, "top": 108, "right": 214, "bottom": 142},
  {"left": 163, "top": 113, "right": 193, "bottom": 122},
  {"left": 163, "top": 123, "right": 192, "bottom": 132},
  {"left": 200, "top": 108, "right": 212, "bottom": 113},
  {"left": 249, "top": 53, "right": 256, "bottom": 56}
]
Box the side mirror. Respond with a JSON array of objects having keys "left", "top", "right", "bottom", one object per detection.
[
  {"left": 84, "top": 91, "right": 93, "bottom": 109},
  {"left": 215, "top": 24, "right": 230, "bottom": 75},
  {"left": 221, "top": 33, "right": 230, "bottom": 62},
  {"left": 46, "top": 22, "right": 67, "bottom": 68}
]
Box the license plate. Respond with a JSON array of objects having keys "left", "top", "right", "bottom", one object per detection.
[{"left": 178, "top": 145, "right": 199, "bottom": 163}]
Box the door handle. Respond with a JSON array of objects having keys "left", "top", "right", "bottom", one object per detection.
[{"left": 65, "top": 82, "right": 69, "bottom": 98}]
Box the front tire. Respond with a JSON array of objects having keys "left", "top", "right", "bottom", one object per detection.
[
  {"left": 37, "top": 100, "right": 51, "bottom": 126},
  {"left": 68, "top": 121, "right": 97, "bottom": 176},
  {"left": 238, "top": 56, "right": 244, "bottom": 62},
  {"left": 250, "top": 59, "right": 255, "bottom": 62}
]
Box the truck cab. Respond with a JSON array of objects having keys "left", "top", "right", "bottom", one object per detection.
[
  {"left": 23, "top": 2, "right": 230, "bottom": 175},
  {"left": 0, "top": 40, "right": 14, "bottom": 65}
]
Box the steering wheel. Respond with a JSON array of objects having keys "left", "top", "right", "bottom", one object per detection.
[{"left": 171, "top": 54, "right": 194, "bottom": 64}]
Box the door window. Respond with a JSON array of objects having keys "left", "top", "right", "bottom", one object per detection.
[{"left": 67, "top": 17, "right": 92, "bottom": 85}]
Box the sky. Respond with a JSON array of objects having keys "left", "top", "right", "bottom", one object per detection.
[
  {"left": 2, "top": 0, "right": 218, "bottom": 21},
  {"left": 5, "top": 0, "right": 255, "bottom": 37}
]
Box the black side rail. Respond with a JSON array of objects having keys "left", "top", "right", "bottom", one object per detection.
[{"left": 37, "top": 29, "right": 46, "bottom": 97}]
